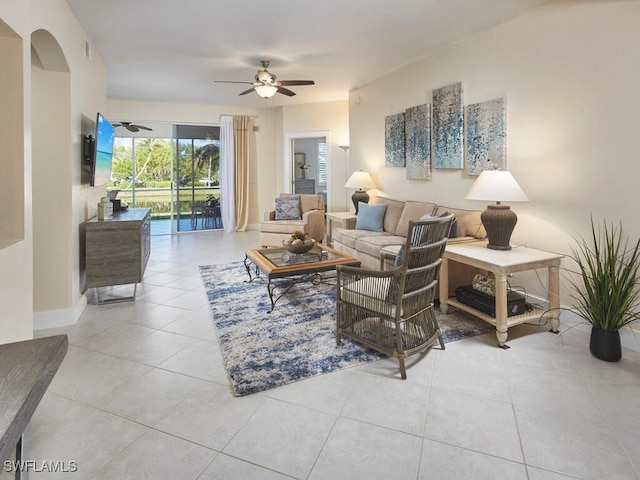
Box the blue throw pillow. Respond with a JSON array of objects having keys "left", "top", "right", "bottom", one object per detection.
[{"left": 355, "top": 203, "right": 387, "bottom": 232}]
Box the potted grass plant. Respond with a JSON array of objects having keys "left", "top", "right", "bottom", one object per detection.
[{"left": 568, "top": 216, "right": 640, "bottom": 362}]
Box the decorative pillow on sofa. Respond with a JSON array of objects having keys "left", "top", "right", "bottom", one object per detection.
[
  {"left": 419, "top": 212, "right": 458, "bottom": 238},
  {"left": 355, "top": 202, "right": 387, "bottom": 232},
  {"left": 386, "top": 244, "right": 406, "bottom": 303},
  {"left": 275, "top": 196, "right": 301, "bottom": 220},
  {"left": 433, "top": 206, "right": 485, "bottom": 239},
  {"left": 441, "top": 212, "right": 458, "bottom": 238}
]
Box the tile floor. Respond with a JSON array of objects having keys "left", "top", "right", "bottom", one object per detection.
[{"left": 12, "top": 230, "right": 640, "bottom": 479}]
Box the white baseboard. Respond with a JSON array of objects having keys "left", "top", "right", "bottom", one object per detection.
[{"left": 33, "top": 295, "right": 87, "bottom": 331}]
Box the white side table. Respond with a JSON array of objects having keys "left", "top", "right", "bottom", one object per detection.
[
  {"left": 325, "top": 211, "right": 357, "bottom": 246},
  {"left": 439, "top": 242, "right": 564, "bottom": 348}
]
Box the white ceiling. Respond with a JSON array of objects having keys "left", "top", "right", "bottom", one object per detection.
[{"left": 65, "top": 0, "right": 548, "bottom": 108}]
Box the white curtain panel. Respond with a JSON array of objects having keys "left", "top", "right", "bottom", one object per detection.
[{"left": 219, "top": 115, "right": 235, "bottom": 232}]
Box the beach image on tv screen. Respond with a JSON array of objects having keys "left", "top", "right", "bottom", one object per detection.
[{"left": 94, "top": 114, "right": 115, "bottom": 186}]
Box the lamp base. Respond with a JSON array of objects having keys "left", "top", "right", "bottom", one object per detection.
[
  {"left": 481, "top": 204, "right": 517, "bottom": 250},
  {"left": 352, "top": 190, "right": 370, "bottom": 214}
]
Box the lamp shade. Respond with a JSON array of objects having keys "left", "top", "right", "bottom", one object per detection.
[
  {"left": 464, "top": 170, "right": 529, "bottom": 203},
  {"left": 465, "top": 170, "right": 529, "bottom": 251},
  {"left": 255, "top": 85, "right": 278, "bottom": 98},
  {"left": 344, "top": 171, "right": 376, "bottom": 213},
  {"left": 344, "top": 171, "right": 376, "bottom": 190}
]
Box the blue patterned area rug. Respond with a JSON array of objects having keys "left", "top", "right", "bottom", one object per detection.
[{"left": 200, "top": 261, "right": 494, "bottom": 396}]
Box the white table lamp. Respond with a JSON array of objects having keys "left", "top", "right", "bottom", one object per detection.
[
  {"left": 344, "top": 171, "right": 376, "bottom": 213},
  {"left": 465, "top": 170, "right": 529, "bottom": 250}
]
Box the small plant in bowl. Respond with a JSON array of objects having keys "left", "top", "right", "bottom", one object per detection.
[{"left": 283, "top": 230, "right": 316, "bottom": 254}]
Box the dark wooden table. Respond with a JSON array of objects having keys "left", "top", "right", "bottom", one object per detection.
[{"left": 0, "top": 335, "right": 68, "bottom": 479}]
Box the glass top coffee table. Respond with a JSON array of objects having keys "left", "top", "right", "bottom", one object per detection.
[{"left": 244, "top": 243, "right": 360, "bottom": 312}]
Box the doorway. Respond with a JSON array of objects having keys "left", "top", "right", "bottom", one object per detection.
[{"left": 285, "top": 132, "right": 330, "bottom": 209}]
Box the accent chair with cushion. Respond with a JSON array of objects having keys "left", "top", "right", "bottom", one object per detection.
[
  {"left": 336, "top": 214, "right": 454, "bottom": 379},
  {"left": 259, "top": 193, "right": 325, "bottom": 247}
]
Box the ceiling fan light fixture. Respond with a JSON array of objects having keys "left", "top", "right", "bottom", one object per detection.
[
  {"left": 255, "top": 84, "right": 278, "bottom": 98},
  {"left": 215, "top": 60, "right": 314, "bottom": 97}
]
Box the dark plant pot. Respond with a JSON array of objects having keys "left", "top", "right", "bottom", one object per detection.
[{"left": 589, "top": 326, "right": 622, "bottom": 362}]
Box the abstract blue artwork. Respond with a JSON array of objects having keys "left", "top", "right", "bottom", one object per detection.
[
  {"left": 385, "top": 112, "right": 405, "bottom": 167},
  {"left": 432, "top": 82, "right": 464, "bottom": 169},
  {"left": 405, "top": 104, "right": 431, "bottom": 180},
  {"left": 466, "top": 98, "right": 507, "bottom": 175}
]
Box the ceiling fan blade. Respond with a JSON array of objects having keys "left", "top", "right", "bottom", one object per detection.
[
  {"left": 239, "top": 87, "right": 256, "bottom": 96},
  {"left": 278, "top": 80, "right": 315, "bottom": 86},
  {"left": 215, "top": 80, "right": 255, "bottom": 85},
  {"left": 276, "top": 86, "right": 296, "bottom": 97},
  {"left": 112, "top": 122, "right": 152, "bottom": 132}
]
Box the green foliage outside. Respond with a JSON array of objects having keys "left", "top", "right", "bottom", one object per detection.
[
  {"left": 108, "top": 137, "right": 221, "bottom": 219},
  {"left": 109, "top": 138, "right": 220, "bottom": 190}
]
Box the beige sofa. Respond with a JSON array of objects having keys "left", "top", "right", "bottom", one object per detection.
[
  {"left": 259, "top": 193, "right": 325, "bottom": 247},
  {"left": 331, "top": 195, "right": 487, "bottom": 297}
]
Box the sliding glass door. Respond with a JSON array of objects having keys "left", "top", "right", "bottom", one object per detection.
[
  {"left": 173, "top": 125, "right": 221, "bottom": 232},
  {"left": 110, "top": 123, "right": 221, "bottom": 235}
]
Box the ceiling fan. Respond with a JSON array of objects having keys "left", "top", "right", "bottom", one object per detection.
[
  {"left": 216, "top": 60, "right": 315, "bottom": 98},
  {"left": 112, "top": 122, "right": 153, "bottom": 132}
]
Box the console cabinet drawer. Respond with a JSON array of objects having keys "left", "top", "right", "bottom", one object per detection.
[{"left": 85, "top": 208, "right": 151, "bottom": 288}]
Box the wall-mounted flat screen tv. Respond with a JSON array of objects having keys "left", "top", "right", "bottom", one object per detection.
[{"left": 91, "top": 112, "right": 116, "bottom": 187}]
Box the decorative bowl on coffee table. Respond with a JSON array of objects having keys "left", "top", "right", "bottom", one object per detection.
[{"left": 282, "top": 239, "right": 316, "bottom": 254}]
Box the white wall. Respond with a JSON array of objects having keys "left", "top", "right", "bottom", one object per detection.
[
  {"left": 349, "top": 0, "right": 640, "bottom": 301},
  {"left": 32, "top": 66, "right": 72, "bottom": 313},
  {"left": 0, "top": 11, "right": 30, "bottom": 343},
  {"left": 282, "top": 101, "right": 349, "bottom": 212},
  {"left": 36, "top": 0, "right": 108, "bottom": 329},
  {"left": 0, "top": 0, "right": 110, "bottom": 338}
]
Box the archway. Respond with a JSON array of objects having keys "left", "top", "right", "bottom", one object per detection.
[{"left": 31, "top": 29, "right": 72, "bottom": 317}]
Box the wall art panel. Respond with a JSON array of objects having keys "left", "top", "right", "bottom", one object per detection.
[
  {"left": 385, "top": 112, "right": 405, "bottom": 167},
  {"left": 432, "top": 82, "right": 464, "bottom": 169},
  {"left": 466, "top": 97, "right": 507, "bottom": 175},
  {"left": 405, "top": 103, "right": 431, "bottom": 180}
]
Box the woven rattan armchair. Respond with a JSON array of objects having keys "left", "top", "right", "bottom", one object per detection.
[{"left": 336, "top": 214, "right": 454, "bottom": 379}]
